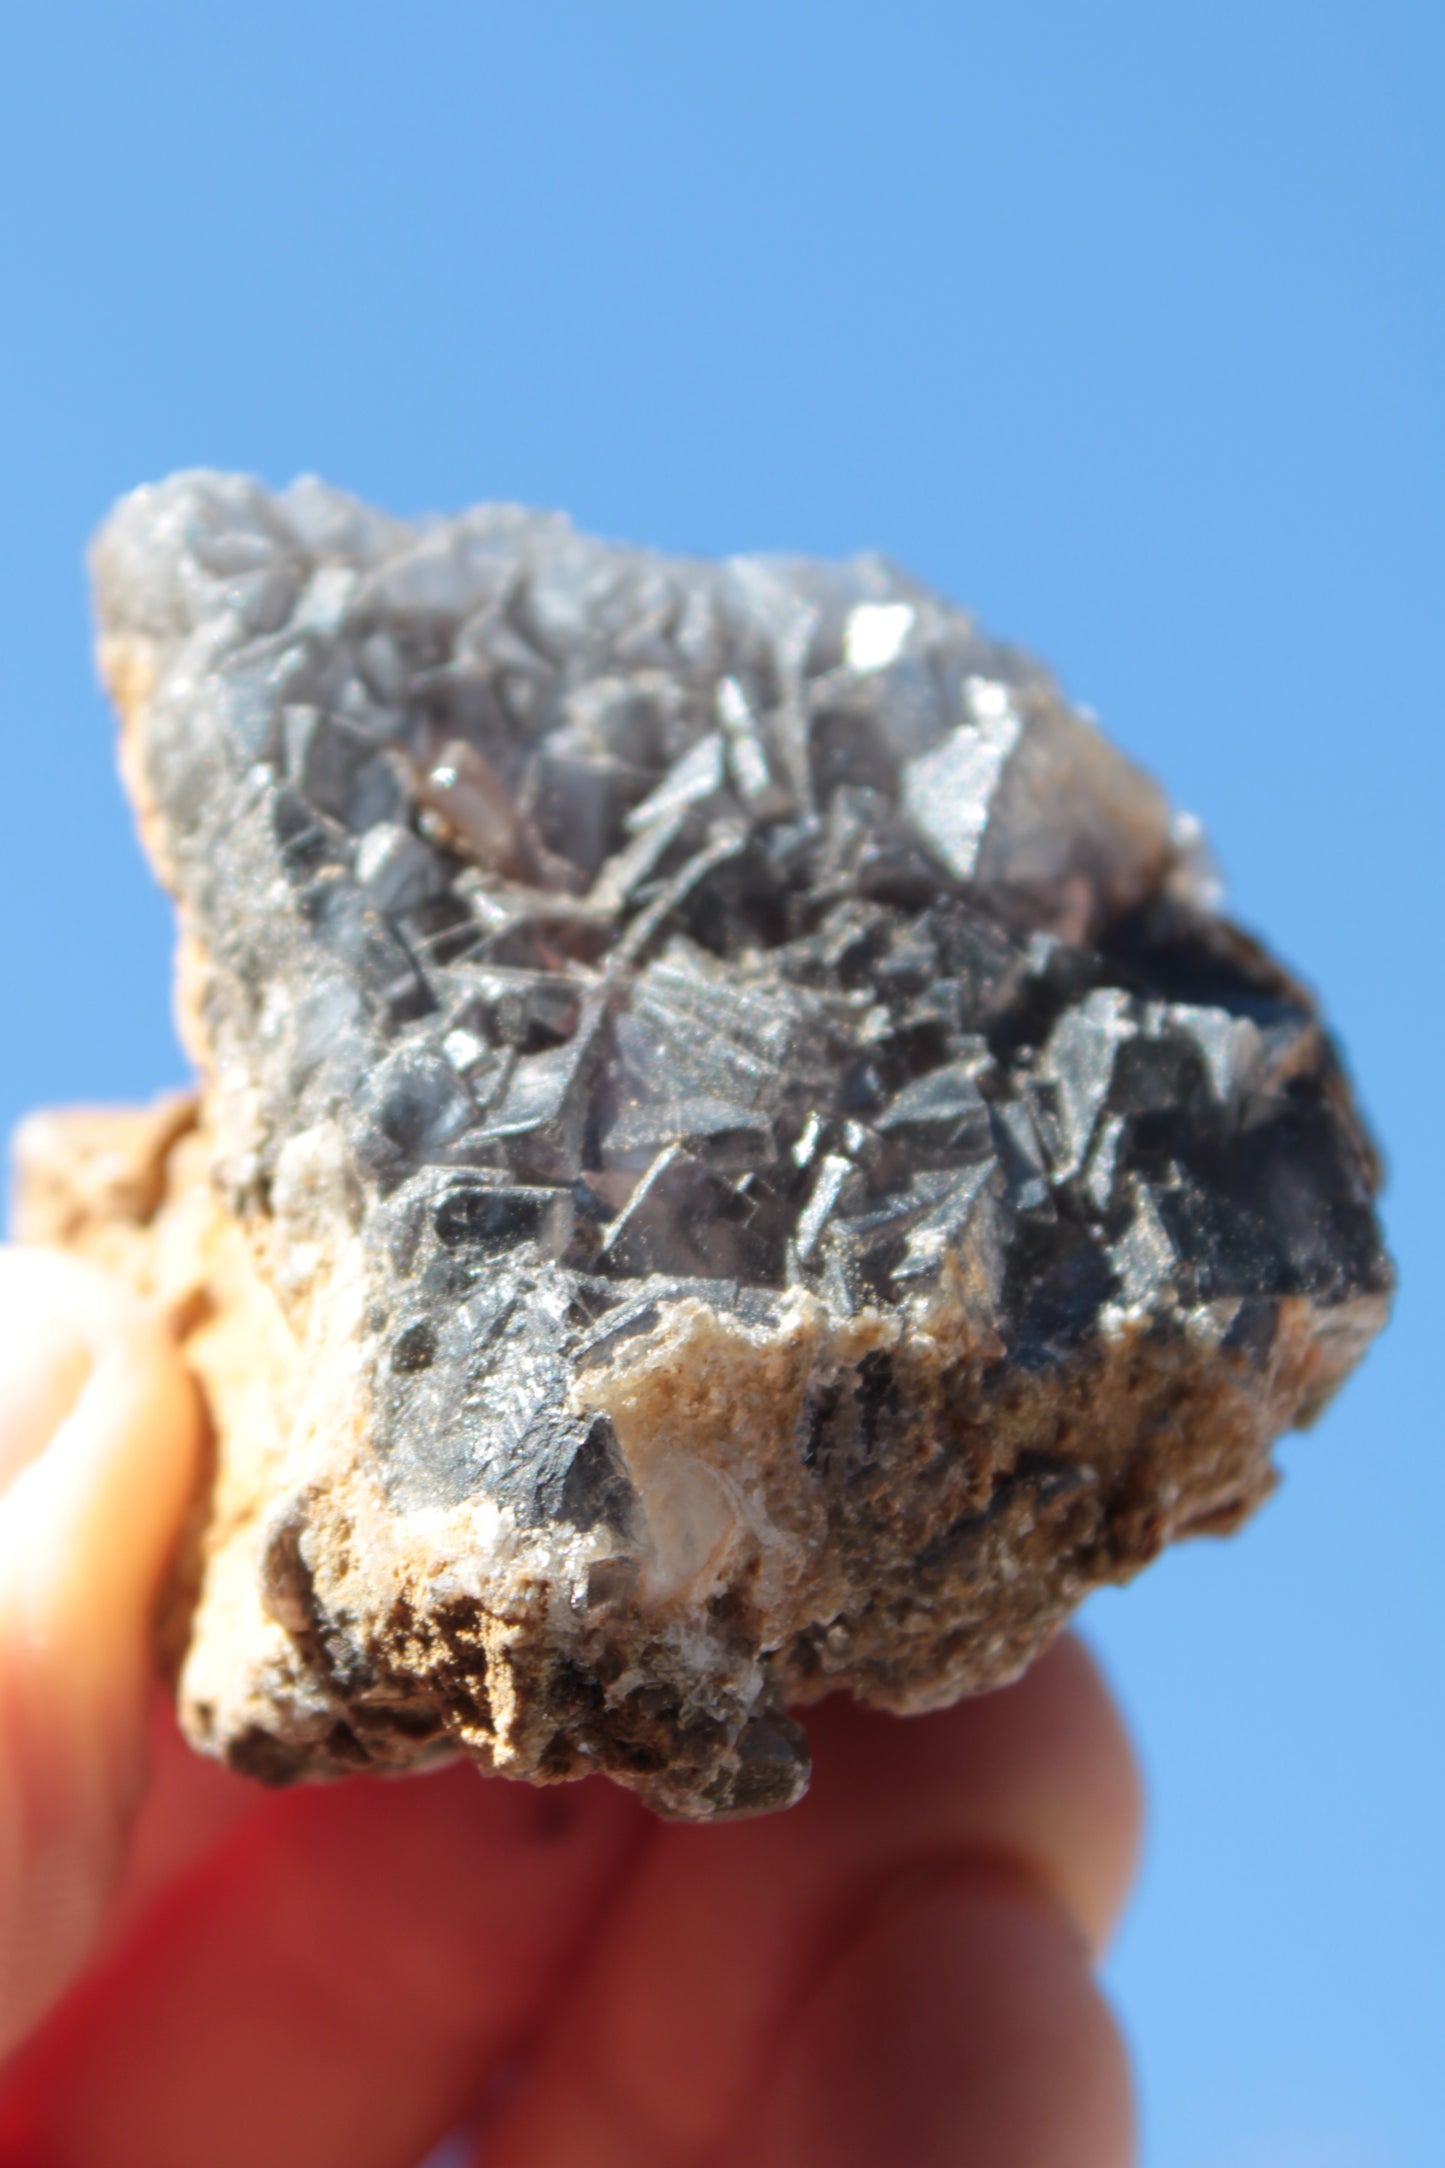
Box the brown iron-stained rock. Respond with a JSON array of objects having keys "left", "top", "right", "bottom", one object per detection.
[{"left": 11, "top": 473, "right": 1392, "bottom": 1817}]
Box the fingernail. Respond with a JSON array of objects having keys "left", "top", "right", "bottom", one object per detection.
[{"left": 0, "top": 1261, "right": 97, "bottom": 1494}]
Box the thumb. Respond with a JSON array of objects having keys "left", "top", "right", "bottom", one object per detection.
[{"left": 0, "top": 1246, "right": 202, "bottom": 2054}]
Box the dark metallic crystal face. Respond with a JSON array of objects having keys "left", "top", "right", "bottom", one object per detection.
[{"left": 94, "top": 475, "right": 1391, "bottom": 1519}]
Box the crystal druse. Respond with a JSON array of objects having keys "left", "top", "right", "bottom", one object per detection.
[{"left": 14, "top": 473, "right": 1391, "bottom": 1816}]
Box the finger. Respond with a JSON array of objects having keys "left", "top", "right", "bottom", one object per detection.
[
  {"left": 726, "top": 1870, "right": 1134, "bottom": 2168},
  {"left": 99, "top": 1689, "right": 261, "bottom": 1953},
  {"left": 0, "top": 1762, "right": 647, "bottom": 2168},
  {"left": 487, "top": 1634, "right": 1141, "bottom": 2167},
  {"left": 803, "top": 1633, "right": 1144, "bottom": 1956},
  {"left": 0, "top": 1247, "right": 201, "bottom": 2054}
]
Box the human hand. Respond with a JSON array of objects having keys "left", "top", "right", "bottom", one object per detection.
[{"left": 0, "top": 1246, "right": 1141, "bottom": 2166}]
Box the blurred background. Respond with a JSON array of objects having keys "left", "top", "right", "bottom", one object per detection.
[{"left": 1, "top": 4, "right": 1439, "bottom": 2160}]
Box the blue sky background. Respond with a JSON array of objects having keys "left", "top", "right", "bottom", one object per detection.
[{"left": 1, "top": 5, "right": 1440, "bottom": 2160}]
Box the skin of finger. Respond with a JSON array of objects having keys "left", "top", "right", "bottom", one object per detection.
[
  {"left": 0, "top": 1250, "right": 202, "bottom": 2057},
  {"left": 0, "top": 1766, "right": 648, "bottom": 2168},
  {"left": 727, "top": 1872, "right": 1135, "bottom": 2168},
  {"left": 96, "top": 1692, "right": 262, "bottom": 1956},
  {"left": 482, "top": 1634, "right": 1142, "bottom": 2168}
]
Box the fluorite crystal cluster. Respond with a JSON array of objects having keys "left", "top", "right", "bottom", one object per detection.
[{"left": 13, "top": 472, "right": 1390, "bottom": 1816}]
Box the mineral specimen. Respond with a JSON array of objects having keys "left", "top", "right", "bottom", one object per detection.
[{"left": 12, "top": 472, "right": 1391, "bottom": 1817}]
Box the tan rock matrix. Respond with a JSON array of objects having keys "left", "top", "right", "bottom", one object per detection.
[{"left": 12, "top": 473, "right": 1391, "bottom": 1816}]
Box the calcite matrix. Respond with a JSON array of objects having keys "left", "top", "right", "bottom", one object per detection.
[{"left": 12, "top": 473, "right": 1390, "bottom": 1815}]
